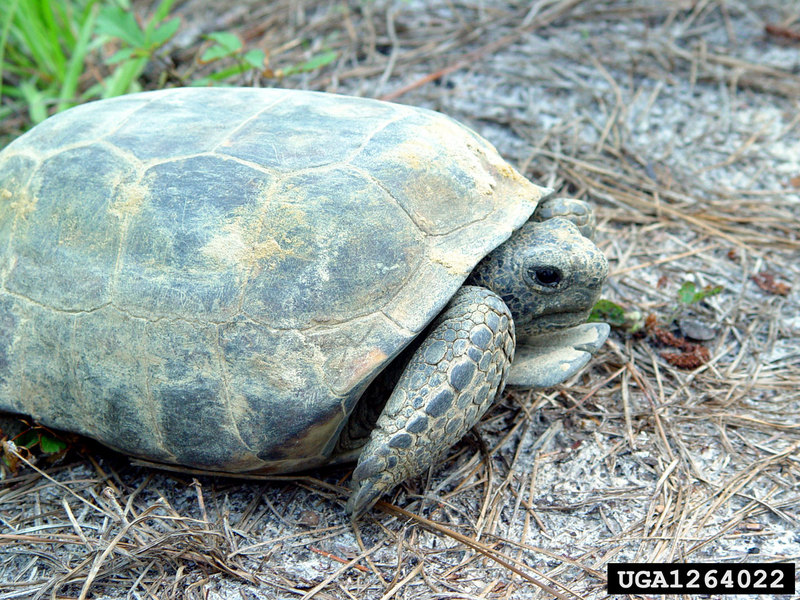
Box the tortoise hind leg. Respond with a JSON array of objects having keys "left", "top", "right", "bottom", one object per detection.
[{"left": 347, "top": 286, "right": 514, "bottom": 517}]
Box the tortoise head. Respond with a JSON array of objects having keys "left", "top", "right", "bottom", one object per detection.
[{"left": 467, "top": 217, "right": 608, "bottom": 340}]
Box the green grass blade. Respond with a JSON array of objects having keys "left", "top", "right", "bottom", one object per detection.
[
  {"left": 103, "top": 55, "right": 146, "bottom": 97},
  {"left": 17, "top": 2, "right": 53, "bottom": 77},
  {"left": 19, "top": 79, "right": 48, "bottom": 123},
  {"left": 57, "top": 2, "right": 98, "bottom": 112},
  {"left": 14, "top": 0, "right": 64, "bottom": 81},
  {"left": 0, "top": 0, "right": 21, "bottom": 104},
  {"left": 38, "top": 0, "right": 67, "bottom": 77},
  {"left": 51, "top": 1, "right": 76, "bottom": 49}
]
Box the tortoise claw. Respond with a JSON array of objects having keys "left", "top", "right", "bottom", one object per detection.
[{"left": 347, "top": 479, "right": 381, "bottom": 518}]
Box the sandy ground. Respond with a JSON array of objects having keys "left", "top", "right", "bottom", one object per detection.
[{"left": 1, "top": 1, "right": 798, "bottom": 599}]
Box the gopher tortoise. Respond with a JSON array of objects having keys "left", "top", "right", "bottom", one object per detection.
[{"left": 0, "top": 88, "right": 608, "bottom": 516}]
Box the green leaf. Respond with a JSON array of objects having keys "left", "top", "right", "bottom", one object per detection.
[
  {"left": 190, "top": 76, "right": 213, "bottom": 87},
  {"left": 106, "top": 47, "right": 137, "bottom": 64},
  {"left": 148, "top": 16, "right": 179, "bottom": 47},
  {"left": 96, "top": 5, "right": 145, "bottom": 47},
  {"left": 678, "top": 281, "right": 723, "bottom": 305},
  {"left": 200, "top": 44, "right": 233, "bottom": 63},
  {"left": 697, "top": 285, "right": 722, "bottom": 302},
  {"left": 40, "top": 434, "right": 67, "bottom": 454},
  {"left": 17, "top": 431, "right": 39, "bottom": 449},
  {"left": 242, "top": 48, "right": 265, "bottom": 70},
  {"left": 678, "top": 281, "right": 697, "bottom": 305},
  {"left": 203, "top": 62, "right": 250, "bottom": 81},
  {"left": 282, "top": 49, "right": 337, "bottom": 76},
  {"left": 200, "top": 32, "right": 243, "bottom": 63},
  {"left": 150, "top": 0, "right": 177, "bottom": 27},
  {"left": 589, "top": 299, "right": 644, "bottom": 333},
  {"left": 589, "top": 299, "right": 626, "bottom": 326},
  {"left": 206, "top": 31, "right": 242, "bottom": 52}
]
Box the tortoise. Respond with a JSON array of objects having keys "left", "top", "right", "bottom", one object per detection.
[{"left": 0, "top": 88, "right": 608, "bottom": 516}]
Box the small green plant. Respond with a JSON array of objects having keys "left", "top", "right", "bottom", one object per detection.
[
  {"left": 192, "top": 31, "right": 266, "bottom": 85},
  {"left": 589, "top": 298, "right": 644, "bottom": 333},
  {"left": 2, "top": 427, "right": 68, "bottom": 471},
  {"left": 279, "top": 49, "right": 337, "bottom": 76},
  {"left": 589, "top": 299, "right": 625, "bottom": 326},
  {"left": 93, "top": 0, "right": 180, "bottom": 97},
  {"left": 590, "top": 281, "right": 723, "bottom": 341},
  {"left": 193, "top": 32, "right": 338, "bottom": 85},
  {"left": 18, "top": 429, "right": 68, "bottom": 454},
  {"left": 677, "top": 281, "right": 723, "bottom": 305}
]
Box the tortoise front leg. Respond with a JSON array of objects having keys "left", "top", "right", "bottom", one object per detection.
[{"left": 347, "top": 286, "right": 514, "bottom": 517}]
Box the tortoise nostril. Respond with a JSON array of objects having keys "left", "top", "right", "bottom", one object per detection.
[{"left": 530, "top": 266, "right": 562, "bottom": 287}]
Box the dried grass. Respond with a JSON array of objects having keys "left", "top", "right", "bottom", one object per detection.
[{"left": 1, "top": 0, "right": 798, "bottom": 598}]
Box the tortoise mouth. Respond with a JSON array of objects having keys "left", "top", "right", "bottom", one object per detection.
[{"left": 517, "top": 309, "right": 591, "bottom": 336}]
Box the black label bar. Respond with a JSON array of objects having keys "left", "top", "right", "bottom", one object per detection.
[{"left": 607, "top": 563, "right": 795, "bottom": 594}]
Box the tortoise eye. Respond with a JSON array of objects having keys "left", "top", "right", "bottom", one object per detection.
[{"left": 529, "top": 266, "right": 562, "bottom": 287}]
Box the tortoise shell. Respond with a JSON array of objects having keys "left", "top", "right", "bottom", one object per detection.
[{"left": 0, "top": 88, "right": 548, "bottom": 472}]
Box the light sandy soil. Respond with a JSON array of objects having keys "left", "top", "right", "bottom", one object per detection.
[{"left": 1, "top": 1, "right": 798, "bottom": 599}]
